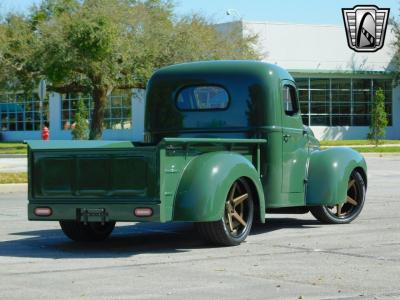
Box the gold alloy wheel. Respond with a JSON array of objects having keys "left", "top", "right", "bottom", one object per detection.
[
  {"left": 195, "top": 178, "right": 254, "bottom": 246},
  {"left": 310, "top": 170, "right": 365, "bottom": 224},
  {"left": 224, "top": 181, "right": 249, "bottom": 235},
  {"left": 333, "top": 175, "right": 359, "bottom": 217}
]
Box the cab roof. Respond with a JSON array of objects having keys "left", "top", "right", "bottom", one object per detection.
[{"left": 153, "top": 60, "right": 293, "bottom": 82}]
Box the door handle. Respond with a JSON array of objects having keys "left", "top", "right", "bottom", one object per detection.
[{"left": 283, "top": 134, "right": 291, "bottom": 142}]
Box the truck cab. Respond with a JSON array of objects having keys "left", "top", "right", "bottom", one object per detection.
[{"left": 27, "top": 61, "right": 367, "bottom": 246}]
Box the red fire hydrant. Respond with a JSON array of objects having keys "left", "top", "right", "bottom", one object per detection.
[{"left": 41, "top": 126, "right": 49, "bottom": 140}]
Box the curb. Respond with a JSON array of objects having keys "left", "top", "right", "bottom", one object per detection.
[
  {"left": 0, "top": 154, "right": 27, "bottom": 158},
  {"left": 0, "top": 183, "right": 27, "bottom": 194},
  {"left": 323, "top": 145, "right": 400, "bottom": 148},
  {"left": 361, "top": 152, "right": 400, "bottom": 157}
]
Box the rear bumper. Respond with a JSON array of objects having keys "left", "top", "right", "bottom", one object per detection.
[{"left": 28, "top": 203, "right": 161, "bottom": 222}]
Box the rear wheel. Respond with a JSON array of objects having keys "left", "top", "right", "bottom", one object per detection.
[
  {"left": 59, "top": 221, "right": 116, "bottom": 242},
  {"left": 310, "top": 170, "right": 366, "bottom": 224},
  {"left": 196, "top": 178, "right": 254, "bottom": 246}
]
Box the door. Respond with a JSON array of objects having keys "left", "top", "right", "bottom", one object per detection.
[{"left": 281, "top": 81, "right": 309, "bottom": 196}]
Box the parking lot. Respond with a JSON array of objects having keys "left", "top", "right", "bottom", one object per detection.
[{"left": 0, "top": 155, "right": 399, "bottom": 300}]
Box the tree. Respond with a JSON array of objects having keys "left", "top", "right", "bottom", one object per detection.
[
  {"left": 71, "top": 98, "right": 89, "bottom": 140},
  {"left": 392, "top": 17, "right": 400, "bottom": 75},
  {"left": 0, "top": 0, "right": 260, "bottom": 139},
  {"left": 368, "top": 88, "right": 387, "bottom": 146}
]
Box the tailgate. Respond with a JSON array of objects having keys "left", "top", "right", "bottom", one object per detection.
[{"left": 27, "top": 141, "right": 158, "bottom": 203}]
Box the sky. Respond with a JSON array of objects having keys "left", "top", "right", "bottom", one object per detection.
[{"left": 0, "top": 0, "right": 398, "bottom": 25}]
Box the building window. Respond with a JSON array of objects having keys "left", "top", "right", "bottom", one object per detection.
[
  {"left": 294, "top": 76, "right": 393, "bottom": 127},
  {"left": 352, "top": 79, "right": 371, "bottom": 126},
  {"left": 0, "top": 93, "right": 48, "bottom": 131},
  {"left": 331, "top": 78, "right": 351, "bottom": 126},
  {"left": 62, "top": 90, "right": 132, "bottom": 130},
  {"left": 296, "top": 78, "right": 309, "bottom": 125},
  {"left": 310, "top": 78, "right": 330, "bottom": 126}
]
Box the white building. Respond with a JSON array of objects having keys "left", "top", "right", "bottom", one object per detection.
[{"left": 218, "top": 20, "right": 398, "bottom": 140}]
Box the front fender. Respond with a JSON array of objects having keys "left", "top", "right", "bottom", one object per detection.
[
  {"left": 173, "top": 152, "right": 265, "bottom": 223},
  {"left": 306, "top": 147, "right": 367, "bottom": 206}
]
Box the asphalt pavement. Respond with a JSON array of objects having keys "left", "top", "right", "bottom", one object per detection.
[{"left": 0, "top": 156, "right": 399, "bottom": 300}]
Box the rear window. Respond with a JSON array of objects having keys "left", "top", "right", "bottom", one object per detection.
[{"left": 176, "top": 86, "right": 229, "bottom": 111}]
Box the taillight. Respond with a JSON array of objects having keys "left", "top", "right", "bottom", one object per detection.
[
  {"left": 34, "top": 207, "right": 52, "bottom": 216},
  {"left": 134, "top": 208, "right": 153, "bottom": 217}
]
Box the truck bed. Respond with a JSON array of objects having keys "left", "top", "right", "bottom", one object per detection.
[
  {"left": 28, "top": 140, "right": 157, "bottom": 201},
  {"left": 27, "top": 138, "right": 265, "bottom": 223}
]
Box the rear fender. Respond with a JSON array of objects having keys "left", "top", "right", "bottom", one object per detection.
[
  {"left": 306, "top": 147, "right": 367, "bottom": 206},
  {"left": 173, "top": 152, "right": 265, "bottom": 223}
]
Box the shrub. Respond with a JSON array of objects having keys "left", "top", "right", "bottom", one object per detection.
[
  {"left": 368, "top": 88, "right": 387, "bottom": 146},
  {"left": 71, "top": 99, "right": 89, "bottom": 140}
]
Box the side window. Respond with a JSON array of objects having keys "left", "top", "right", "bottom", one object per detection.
[{"left": 282, "top": 84, "right": 299, "bottom": 116}]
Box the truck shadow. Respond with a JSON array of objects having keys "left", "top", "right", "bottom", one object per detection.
[{"left": 0, "top": 218, "right": 320, "bottom": 259}]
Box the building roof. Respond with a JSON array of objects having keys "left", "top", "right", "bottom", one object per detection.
[{"left": 289, "top": 69, "right": 394, "bottom": 79}]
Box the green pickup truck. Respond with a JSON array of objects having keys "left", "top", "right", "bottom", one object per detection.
[{"left": 27, "top": 61, "right": 367, "bottom": 246}]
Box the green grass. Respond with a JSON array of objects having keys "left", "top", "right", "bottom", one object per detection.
[
  {"left": 0, "top": 142, "right": 27, "bottom": 155},
  {"left": 0, "top": 172, "right": 27, "bottom": 184},
  {"left": 320, "top": 140, "right": 400, "bottom": 146},
  {"left": 352, "top": 146, "right": 400, "bottom": 153},
  {"left": 321, "top": 146, "right": 400, "bottom": 153}
]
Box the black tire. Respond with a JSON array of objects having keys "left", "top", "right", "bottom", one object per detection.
[
  {"left": 59, "top": 221, "right": 116, "bottom": 242},
  {"left": 310, "top": 170, "right": 366, "bottom": 224},
  {"left": 196, "top": 178, "right": 254, "bottom": 246}
]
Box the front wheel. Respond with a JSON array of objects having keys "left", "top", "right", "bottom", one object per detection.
[
  {"left": 60, "top": 221, "right": 116, "bottom": 242},
  {"left": 310, "top": 170, "right": 366, "bottom": 224},
  {"left": 196, "top": 178, "right": 254, "bottom": 246}
]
